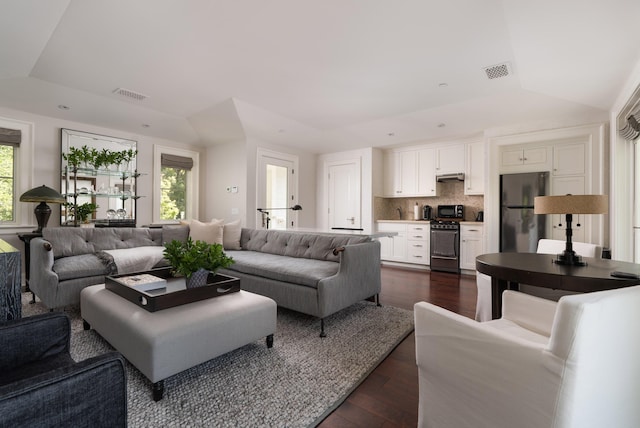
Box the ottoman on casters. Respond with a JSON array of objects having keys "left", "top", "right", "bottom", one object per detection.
[{"left": 81, "top": 285, "right": 277, "bottom": 401}]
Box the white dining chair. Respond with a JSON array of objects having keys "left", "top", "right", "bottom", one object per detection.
[{"left": 475, "top": 239, "right": 602, "bottom": 321}]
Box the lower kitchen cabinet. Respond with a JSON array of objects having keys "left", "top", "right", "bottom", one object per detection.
[
  {"left": 460, "top": 223, "right": 484, "bottom": 271},
  {"left": 378, "top": 221, "right": 430, "bottom": 266},
  {"left": 406, "top": 223, "right": 430, "bottom": 265}
]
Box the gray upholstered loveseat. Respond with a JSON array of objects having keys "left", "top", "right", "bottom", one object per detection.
[{"left": 219, "top": 228, "right": 381, "bottom": 336}]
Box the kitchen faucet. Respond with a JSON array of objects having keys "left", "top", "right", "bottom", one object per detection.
[{"left": 396, "top": 207, "right": 402, "bottom": 219}]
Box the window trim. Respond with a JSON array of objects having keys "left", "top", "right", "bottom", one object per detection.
[
  {"left": 0, "top": 116, "right": 33, "bottom": 229},
  {"left": 153, "top": 145, "right": 199, "bottom": 224}
]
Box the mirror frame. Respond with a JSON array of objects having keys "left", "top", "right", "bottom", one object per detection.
[{"left": 60, "top": 128, "right": 138, "bottom": 226}]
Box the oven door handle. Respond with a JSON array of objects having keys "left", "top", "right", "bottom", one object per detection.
[{"left": 431, "top": 255, "right": 458, "bottom": 260}]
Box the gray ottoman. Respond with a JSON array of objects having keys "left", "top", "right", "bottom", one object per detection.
[{"left": 81, "top": 285, "right": 277, "bottom": 400}]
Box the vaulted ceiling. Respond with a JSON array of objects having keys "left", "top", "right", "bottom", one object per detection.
[{"left": 1, "top": 0, "right": 639, "bottom": 153}]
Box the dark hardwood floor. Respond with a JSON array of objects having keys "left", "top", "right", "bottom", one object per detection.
[{"left": 317, "top": 266, "right": 477, "bottom": 427}]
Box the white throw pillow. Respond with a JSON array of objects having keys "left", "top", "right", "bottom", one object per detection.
[
  {"left": 223, "top": 220, "right": 242, "bottom": 250},
  {"left": 189, "top": 219, "right": 224, "bottom": 245}
]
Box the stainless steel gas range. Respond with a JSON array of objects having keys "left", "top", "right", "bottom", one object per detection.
[{"left": 430, "top": 220, "right": 460, "bottom": 273}]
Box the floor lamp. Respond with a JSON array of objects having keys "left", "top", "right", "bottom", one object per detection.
[
  {"left": 534, "top": 194, "right": 608, "bottom": 266},
  {"left": 257, "top": 205, "right": 302, "bottom": 229}
]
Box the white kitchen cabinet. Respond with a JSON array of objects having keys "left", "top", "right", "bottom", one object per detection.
[
  {"left": 377, "top": 222, "right": 407, "bottom": 261},
  {"left": 406, "top": 223, "right": 430, "bottom": 265},
  {"left": 384, "top": 148, "right": 436, "bottom": 197},
  {"left": 417, "top": 148, "right": 437, "bottom": 196},
  {"left": 383, "top": 150, "right": 416, "bottom": 197},
  {"left": 465, "top": 141, "right": 485, "bottom": 195},
  {"left": 500, "top": 146, "right": 551, "bottom": 172},
  {"left": 378, "top": 221, "right": 431, "bottom": 265},
  {"left": 460, "top": 224, "right": 484, "bottom": 271},
  {"left": 436, "top": 144, "right": 465, "bottom": 175},
  {"left": 553, "top": 143, "right": 586, "bottom": 176}
]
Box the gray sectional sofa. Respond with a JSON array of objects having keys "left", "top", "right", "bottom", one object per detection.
[
  {"left": 29, "top": 226, "right": 381, "bottom": 335},
  {"left": 220, "top": 228, "right": 381, "bottom": 336}
]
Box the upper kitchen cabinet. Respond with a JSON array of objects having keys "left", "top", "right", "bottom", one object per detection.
[
  {"left": 435, "top": 144, "right": 465, "bottom": 175},
  {"left": 465, "top": 141, "right": 485, "bottom": 195},
  {"left": 552, "top": 143, "right": 586, "bottom": 176},
  {"left": 383, "top": 148, "right": 436, "bottom": 197},
  {"left": 417, "top": 148, "right": 437, "bottom": 196},
  {"left": 500, "top": 145, "right": 552, "bottom": 173}
]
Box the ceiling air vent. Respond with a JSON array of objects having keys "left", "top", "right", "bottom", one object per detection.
[
  {"left": 483, "top": 62, "right": 511, "bottom": 80},
  {"left": 112, "top": 87, "right": 148, "bottom": 101}
]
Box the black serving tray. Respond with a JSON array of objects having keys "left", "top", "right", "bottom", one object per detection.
[{"left": 105, "top": 267, "right": 240, "bottom": 312}]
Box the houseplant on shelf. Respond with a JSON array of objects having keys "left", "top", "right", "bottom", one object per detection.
[
  {"left": 66, "top": 202, "right": 98, "bottom": 227},
  {"left": 163, "top": 237, "right": 234, "bottom": 288}
]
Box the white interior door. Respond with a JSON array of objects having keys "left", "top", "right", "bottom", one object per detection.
[
  {"left": 328, "top": 160, "right": 361, "bottom": 230},
  {"left": 257, "top": 149, "right": 298, "bottom": 230}
]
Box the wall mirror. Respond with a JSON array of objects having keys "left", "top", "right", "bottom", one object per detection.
[{"left": 60, "top": 128, "right": 139, "bottom": 227}]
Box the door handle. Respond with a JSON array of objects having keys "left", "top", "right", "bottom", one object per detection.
[{"left": 346, "top": 217, "right": 355, "bottom": 224}]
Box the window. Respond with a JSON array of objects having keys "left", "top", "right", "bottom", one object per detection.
[
  {"left": 0, "top": 126, "right": 21, "bottom": 224},
  {"left": 153, "top": 146, "right": 199, "bottom": 223},
  {"left": 0, "top": 143, "right": 15, "bottom": 222}
]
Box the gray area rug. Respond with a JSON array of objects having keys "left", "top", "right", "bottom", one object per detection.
[{"left": 22, "top": 292, "right": 414, "bottom": 427}]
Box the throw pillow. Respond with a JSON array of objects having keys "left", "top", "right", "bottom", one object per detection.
[
  {"left": 223, "top": 220, "right": 242, "bottom": 250},
  {"left": 161, "top": 224, "right": 190, "bottom": 244},
  {"left": 189, "top": 219, "right": 224, "bottom": 245}
]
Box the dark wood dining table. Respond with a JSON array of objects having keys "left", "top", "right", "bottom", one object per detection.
[{"left": 476, "top": 252, "right": 640, "bottom": 319}]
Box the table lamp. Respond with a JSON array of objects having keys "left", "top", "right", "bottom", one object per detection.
[
  {"left": 257, "top": 205, "right": 302, "bottom": 229},
  {"left": 20, "top": 185, "right": 66, "bottom": 233},
  {"left": 534, "top": 194, "right": 608, "bottom": 266}
]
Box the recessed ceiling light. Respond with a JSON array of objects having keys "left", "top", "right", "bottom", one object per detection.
[
  {"left": 438, "top": 83, "right": 448, "bottom": 88},
  {"left": 278, "top": 129, "right": 285, "bottom": 133},
  {"left": 437, "top": 123, "right": 446, "bottom": 128},
  {"left": 388, "top": 132, "right": 395, "bottom": 137},
  {"left": 141, "top": 124, "right": 150, "bottom": 128},
  {"left": 58, "top": 104, "right": 70, "bottom": 110}
]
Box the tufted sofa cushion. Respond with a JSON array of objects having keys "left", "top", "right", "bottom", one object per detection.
[
  {"left": 224, "top": 250, "right": 339, "bottom": 288},
  {"left": 239, "top": 229, "right": 370, "bottom": 262},
  {"left": 43, "top": 228, "right": 163, "bottom": 259}
]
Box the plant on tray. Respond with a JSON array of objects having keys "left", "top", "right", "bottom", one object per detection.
[{"left": 163, "top": 237, "right": 234, "bottom": 288}]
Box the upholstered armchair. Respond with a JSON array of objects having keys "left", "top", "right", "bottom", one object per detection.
[
  {"left": 0, "top": 313, "right": 127, "bottom": 427},
  {"left": 475, "top": 239, "right": 602, "bottom": 321},
  {"left": 415, "top": 286, "right": 640, "bottom": 428}
]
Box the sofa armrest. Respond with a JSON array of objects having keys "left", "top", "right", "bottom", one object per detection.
[
  {"left": 316, "top": 240, "right": 381, "bottom": 317},
  {"left": 29, "top": 237, "right": 59, "bottom": 296},
  {"left": 0, "top": 352, "right": 127, "bottom": 427},
  {"left": 0, "top": 313, "right": 70, "bottom": 371}
]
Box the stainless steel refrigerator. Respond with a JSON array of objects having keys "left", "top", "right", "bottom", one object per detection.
[{"left": 500, "top": 172, "right": 549, "bottom": 252}]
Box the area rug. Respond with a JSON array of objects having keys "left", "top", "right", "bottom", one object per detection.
[{"left": 22, "top": 292, "right": 414, "bottom": 427}]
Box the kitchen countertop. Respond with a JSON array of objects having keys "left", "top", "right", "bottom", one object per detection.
[{"left": 377, "top": 220, "right": 484, "bottom": 225}]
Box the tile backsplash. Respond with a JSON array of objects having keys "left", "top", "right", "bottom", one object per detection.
[{"left": 375, "top": 181, "right": 484, "bottom": 222}]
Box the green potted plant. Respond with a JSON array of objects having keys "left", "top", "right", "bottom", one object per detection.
[
  {"left": 163, "top": 237, "right": 234, "bottom": 288},
  {"left": 67, "top": 202, "right": 98, "bottom": 226}
]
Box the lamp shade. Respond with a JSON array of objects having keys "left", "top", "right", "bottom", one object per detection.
[
  {"left": 534, "top": 194, "right": 608, "bottom": 215},
  {"left": 19, "top": 185, "right": 65, "bottom": 203}
]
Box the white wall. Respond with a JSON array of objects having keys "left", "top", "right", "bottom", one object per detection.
[{"left": 205, "top": 140, "right": 247, "bottom": 224}]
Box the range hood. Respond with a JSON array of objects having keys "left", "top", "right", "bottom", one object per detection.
[{"left": 436, "top": 173, "right": 465, "bottom": 182}]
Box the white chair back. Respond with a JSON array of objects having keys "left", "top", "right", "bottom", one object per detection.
[{"left": 536, "top": 238, "right": 600, "bottom": 258}]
